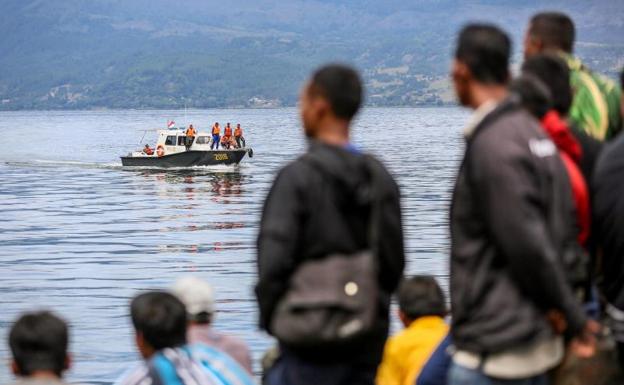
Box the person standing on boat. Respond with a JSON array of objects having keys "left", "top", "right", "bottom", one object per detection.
[
  {"left": 234, "top": 124, "right": 245, "bottom": 148},
  {"left": 185, "top": 124, "right": 196, "bottom": 151},
  {"left": 222, "top": 123, "right": 234, "bottom": 149},
  {"left": 211, "top": 122, "right": 221, "bottom": 150}
]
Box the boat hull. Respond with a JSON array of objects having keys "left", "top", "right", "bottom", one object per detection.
[{"left": 120, "top": 149, "right": 249, "bottom": 167}]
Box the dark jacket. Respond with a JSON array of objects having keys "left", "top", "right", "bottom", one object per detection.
[
  {"left": 592, "top": 133, "right": 624, "bottom": 310},
  {"left": 256, "top": 141, "right": 405, "bottom": 364},
  {"left": 415, "top": 334, "right": 451, "bottom": 385},
  {"left": 450, "top": 98, "right": 587, "bottom": 354}
]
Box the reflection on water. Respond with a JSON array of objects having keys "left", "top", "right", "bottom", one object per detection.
[{"left": 0, "top": 107, "right": 467, "bottom": 384}]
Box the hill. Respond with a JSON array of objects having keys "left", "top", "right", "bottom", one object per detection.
[{"left": 0, "top": 0, "right": 622, "bottom": 110}]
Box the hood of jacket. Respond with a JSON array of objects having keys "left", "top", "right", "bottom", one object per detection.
[{"left": 541, "top": 111, "right": 583, "bottom": 163}]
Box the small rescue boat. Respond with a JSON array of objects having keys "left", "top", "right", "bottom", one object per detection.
[{"left": 121, "top": 127, "right": 253, "bottom": 167}]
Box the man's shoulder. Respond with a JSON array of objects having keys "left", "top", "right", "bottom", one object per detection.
[
  {"left": 595, "top": 134, "right": 624, "bottom": 178},
  {"left": 472, "top": 107, "right": 544, "bottom": 153},
  {"left": 207, "top": 329, "right": 250, "bottom": 352}
]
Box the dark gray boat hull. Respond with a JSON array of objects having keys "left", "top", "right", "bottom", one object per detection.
[{"left": 120, "top": 149, "right": 250, "bottom": 167}]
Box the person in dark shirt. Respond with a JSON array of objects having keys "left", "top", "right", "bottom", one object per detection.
[
  {"left": 448, "top": 24, "right": 596, "bottom": 385},
  {"left": 593, "top": 68, "right": 624, "bottom": 364},
  {"left": 256, "top": 64, "right": 405, "bottom": 385}
]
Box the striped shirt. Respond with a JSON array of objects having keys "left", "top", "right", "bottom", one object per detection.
[{"left": 116, "top": 344, "right": 255, "bottom": 385}]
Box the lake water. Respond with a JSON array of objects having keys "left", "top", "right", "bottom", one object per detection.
[{"left": 0, "top": 107, "right": 467, "bottom": 384}]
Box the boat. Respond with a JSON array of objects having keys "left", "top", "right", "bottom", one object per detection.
[{"left": 121, "top": 127, "right": 253, "bottom": 167}]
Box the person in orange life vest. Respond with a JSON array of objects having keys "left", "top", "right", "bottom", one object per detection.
[
  {"left": 234, "top": 124, "right": 245, "bottom": 148},
  {"left": 143, "top": 144, "right": 154, "bottom": 155},
  {"left": 185, "top": 124, "right": 196, "bottom": 150},
  {"left": 211, "top": 122, "right": 221, "bottom": 150},
  {"left": 221, "top": 123, "right": 234, "bottom": 149}
]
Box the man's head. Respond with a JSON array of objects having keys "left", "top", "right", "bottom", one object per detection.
[
  {"left": 236, "top": 124, "right": 240, "bottom": 128},
  {"left": 215, "top": 122, "right": 219, "bottom": 127},
  {"left": 130, "top": 291, "right": 187, "bottom": 359},
  {"left": 524, "top": 12, "right": 575, "bottom": 58},
  {"left": 9, "top": 311, "right": 70, "bottom": 378},
  {"left": 145, "top": 144, "right": 149, "bottom": 148},
  {"left": 171, "top": 276, "right": 215, "bottom": 325},
  {"left": 452, "top": 24, "right": 511, "bottom": 108},
  {"left": 522, "top": 54, "right": 572, "bottom": 116},
  {"left": 509, "top": 75, "right": 552, "bottom": 120},
  {"left": 227, "top": 123, "right": 230, "bottom": 127},
  {"left": 397, "top": 276, "right": 446, "bottom": 327},
  {"left": 300, "top": 64, "right": 362, "bottom": 141}
]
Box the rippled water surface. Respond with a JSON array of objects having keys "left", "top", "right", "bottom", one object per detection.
[{"left": 0, "top": 107, "right": 467, "bottom": 384}]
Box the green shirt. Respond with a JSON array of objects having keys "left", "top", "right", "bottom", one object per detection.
[{"left": 564, "top": 53, "right": 622, "bottom": 141}]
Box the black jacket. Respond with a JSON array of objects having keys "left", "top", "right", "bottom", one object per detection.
[
  {"left": 256, "top": 141, "right": 405, "bottom": 364},
  {"left": 450, "top": 99, "right": 587, "bottom": 354},
  {"left": 592, "top": 133, "right": 624, "bottom": 310}
]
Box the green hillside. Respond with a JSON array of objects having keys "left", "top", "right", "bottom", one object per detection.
[{"left": 0, "top": 0, "right": 622, "bottom": 110}]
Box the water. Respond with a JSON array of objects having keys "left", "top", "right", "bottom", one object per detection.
[{"left": 0, "top": 107, "right": 468, "bottom": 384}]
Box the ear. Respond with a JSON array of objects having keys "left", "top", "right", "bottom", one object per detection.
[
  {"left": 313, "top": 95, "right": 331, "bottom": 119},
  {"left": 64, "top": 353, "right": 72, "bottom": 371},
  {"left": 11, "top": 360, "right": 20, "bottom": 376},
  {"left": 453, "top": 61, "right": 471, "bottom": 83},
  {"left": 398, "top": 310, "right": 412, "bottom": 328}
]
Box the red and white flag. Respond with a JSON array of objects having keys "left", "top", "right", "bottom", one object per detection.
[{"left": 167, "top": 120, "right": 175, "bottom": 128}]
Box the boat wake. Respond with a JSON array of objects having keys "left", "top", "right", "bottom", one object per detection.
[{"left": 3, "top": 159, "right": 243, "bottom": 173}]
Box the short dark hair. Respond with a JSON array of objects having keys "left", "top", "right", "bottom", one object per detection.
[
  {"left": 522, "top": 54, "right": 572, "bottom": 115},
  {"left": 509, "top": 75, "right": 552, "bottom": 119},
  {"left": 455, "top": 24, "right": 511, "bottom": 85},
  {"left": 131, "top": 292, "right": 187, "bottom": 350},
  {"left": 309, "top": 64, "right": 363, "bottom": 120},
  {"left": 9, "top": 311, "right": 68, "bottom": 377},
  {"left": 529, "top": 12, "right": 575, "bottom": 53},
  {"left": 398, "top": 276, "right": 446, "bottom": 320}
]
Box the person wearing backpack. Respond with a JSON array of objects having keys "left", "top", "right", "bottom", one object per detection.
[{"left": 256, "top": 64, "right": 405, "bottom": 385}]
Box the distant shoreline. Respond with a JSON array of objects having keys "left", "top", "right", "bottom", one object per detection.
[{"left": 0, "top": 103, "right": 458, "bottom": 113}]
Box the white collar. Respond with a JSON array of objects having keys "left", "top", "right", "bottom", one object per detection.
[{"left": 464, "top": 100, "right": 499, "bottom": 138}]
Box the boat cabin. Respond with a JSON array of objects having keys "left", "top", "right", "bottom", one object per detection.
[{"left": 155, "top": 128, "right": 212, "bottom": 155}]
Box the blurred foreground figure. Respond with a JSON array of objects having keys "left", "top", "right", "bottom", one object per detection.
[
  {"left": 256, "top": 64, "right": 405, "bottom": 385},
  {"left": 592, "top": 70, "right": 624, "bottom": 367},
  {"left": 116, "top": 291, "right": 253, "bottom": 385},
  {"left": 525, "top": 12, "right": 622, "bottom": 142},
  {"left": 516, "top": 54, "right": 591, "bottom": 262},
  {"left": 376, "top": 276, "right": 448, "bottom": 385},
  {"left": 8, "top": 311, "right": 71, "bottom": 385},
  {"left": 172, "top": 276, "right": 253, "bottom": 373},
  {"left": 448, "top": 24, "right": 596, "bottom": 385},
  {"left": 524, "top": 12, "right": 621, "bottom": 183}
]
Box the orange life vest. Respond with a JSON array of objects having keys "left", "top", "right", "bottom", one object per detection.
[
  {"left": 186, "top": 127, "right": 196, "bottom": 137},
  {"left": 224, "top": 126, "right": 232, "bottom": 137},
  {"left": 212, "top": 125, "right": 220, "bottom": 135},
  {"left": 234, "top": 127, "right": 243, "bottom": 137}
]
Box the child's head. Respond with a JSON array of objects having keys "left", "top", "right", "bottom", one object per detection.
[{"left": 397, "top": 276, "right": 446, "bottom": 327}]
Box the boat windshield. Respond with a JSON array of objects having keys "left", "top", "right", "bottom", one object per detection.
[
  {"left": 196, "top": 136, "right": 209, "bottom": 144},
  {"left": 165, "top": 135, "right": 176, "bottom": 145}
]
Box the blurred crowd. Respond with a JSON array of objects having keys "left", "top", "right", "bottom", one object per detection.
[{"left": 6, "top": 11, "right": 624, "bottom": 385}]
